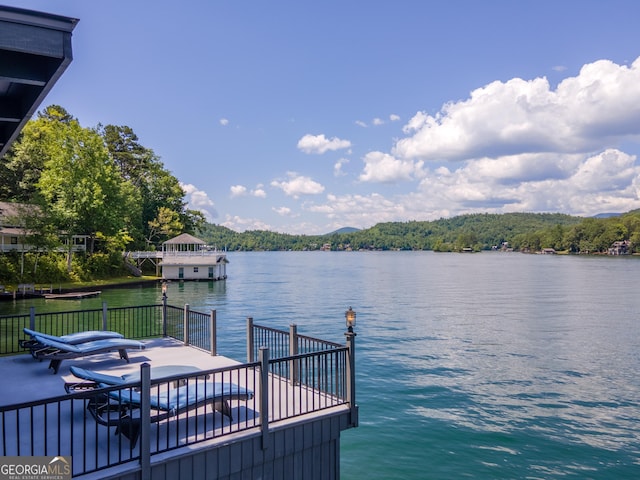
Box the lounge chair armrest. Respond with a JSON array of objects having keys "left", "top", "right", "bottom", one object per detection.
[{"left": 64, "top": 381, "right": 101, "bottom": 394}]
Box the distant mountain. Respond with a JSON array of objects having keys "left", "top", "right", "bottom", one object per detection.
[
  {"left": 326, "top": 227, "right": 360, "bottom": 235},
  {"left": 592, "top": 213, "right": 622, "bottom": 218}
]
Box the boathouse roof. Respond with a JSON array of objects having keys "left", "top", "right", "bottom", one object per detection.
[
  {"left": 163, "top": 233, "right": 206, "bottom": 245},
  {"left": 0, "top": 6, "right": 78, "bottom": 158}
]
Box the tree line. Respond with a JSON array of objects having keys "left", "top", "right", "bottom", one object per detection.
[{"left": 196, "top": 211, "right": 640, "bottom": 254}]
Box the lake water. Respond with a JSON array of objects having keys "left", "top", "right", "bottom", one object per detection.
[{"left": 3, "top": 251, "right": 640, "bottom": 479}]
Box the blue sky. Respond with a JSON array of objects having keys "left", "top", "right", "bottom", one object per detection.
[{"left": 9, "top": 0, "right": 640, "bottom": 234}]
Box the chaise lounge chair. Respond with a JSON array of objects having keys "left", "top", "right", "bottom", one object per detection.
[
  {"left": 64, "top": 365, "right": 127, "bottom": 392},
  {"left": 64, "top": 364, "right": 206, "bottom": 392},
  {"left": 19, "top": 327, "right": 124, "bottom": 356},
  {"left": 31, "top": 335, "right": 145, "bottom": 374},
  {"left": 85, "top": 378, "right": 254, "bottom": 446}
]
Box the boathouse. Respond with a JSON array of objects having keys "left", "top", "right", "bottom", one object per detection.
[{"left": 161, "top": 233, "right": 228, "bottom": 280}]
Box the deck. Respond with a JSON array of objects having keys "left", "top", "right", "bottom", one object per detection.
[{"left": 0, "top": 326, "right": 355, "bottom": 479}]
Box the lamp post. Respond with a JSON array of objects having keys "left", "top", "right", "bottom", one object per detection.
[
  {"left": 161, "top": 282, "right": 167, "bottom": 337},
  {"left": 345, "top": 306, "right": 356, "bottom": 333},
  {"left": 344, "top": 306, "right": 358, "bottom": 427}
]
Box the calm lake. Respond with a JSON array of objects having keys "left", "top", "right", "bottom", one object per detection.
[{"left": 2, "top": 251, "right": 640, "bottom": 479}]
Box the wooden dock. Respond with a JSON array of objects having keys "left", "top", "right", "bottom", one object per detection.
[{"left": 43, "top": 291, "right": 101, "bottom": 300}]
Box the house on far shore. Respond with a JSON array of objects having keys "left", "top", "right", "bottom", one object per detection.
[
  {"left": 0, "top": 201, "right": 88, "bottom": 253},
  {"left": 161, "top": 233, "right": 228, "bottom": 281},
  {"left": 608, "top": 240, "right": 632, "bottom": 255}
]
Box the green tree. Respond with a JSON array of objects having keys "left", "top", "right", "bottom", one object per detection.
[
  {"left": 36, "top": 115, "right": 134, "bottom": 269},
  {"left": 102, "top": 125, "right": 191, "bottom": 249},
  {"left": 146, "top": 206, "right": 184, "bottom": 247},
  {"left": 0, "top": 106, "right": 76, "bottom": 202},
  {"left": 102, "top": 125, "right": 153, "bottom": 184}
]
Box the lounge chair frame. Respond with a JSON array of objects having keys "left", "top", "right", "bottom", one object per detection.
[
  {"left": 84, "top": 381, "right": 253, "bottom": 446},
  {"left": 64, "top": 365, "right": 206, "bottom": 393},
  {"left": 31, "top": 335, "right": 145, "bottom": 374},
  {"left": 19, "top": 327, "right": 124, "bottom": 357}
]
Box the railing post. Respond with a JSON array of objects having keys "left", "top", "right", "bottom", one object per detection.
[
  {"left": 246, "top": 316, "right": 254, "bottom": 362},
  {"left": 210, "top": 309, "right": 217, "bottom": 356},
  {"left": 289, "top": 324, "right": 298, "bottom": 385},
  {"left": 29, "top": 306, "right": 35, "bottom": 330},
  {"left": 162, "top": 290, "right": 167, "bottom": 337},
  {"left": 183, "top": 304, "right": 190, "bottom": 345},
  {"left": 140, "top": 362, "right": 151, "bottom": 480},
  {"left": 102, "top": 302, "right": 108, "bottom": 330},
  {"left": 345, "top": 331, "right": 358, "bottom": 427},
  {"left": 259, "top": 346, "right": 270, "bottom": 450}
]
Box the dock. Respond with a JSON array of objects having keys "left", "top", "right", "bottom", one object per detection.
[{"left": 43, "top": 290, "right": 101, "bottom": 300}]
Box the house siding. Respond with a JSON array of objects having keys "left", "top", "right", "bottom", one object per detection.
[
  {"left": 91, "top": 411, "right": 349, "bottom": 480},
  {"left": 162, "top": 262, "right": 226, "bottom": 281}
]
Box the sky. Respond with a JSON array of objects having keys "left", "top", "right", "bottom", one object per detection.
[{"left": 7, "top": 1, "right": 640, "bottom": 234}]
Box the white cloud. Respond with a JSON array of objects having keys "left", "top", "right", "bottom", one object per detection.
[
  {"left": 334, "top": 158, "right": 349, "bottom": 177},
  {"left": 306, "top": 192, "right": 407, "bottom": 229},
  {"left": 297, "top": 133, "right": 352, "bottom": 154},
  {"left": 180, "top": 183, "right": 217, "bottom": 221},
  {"left": 297, "top": 147, "right": 640, "bottom": 232},
  {"left": 219, "top": 118, "right": 229, "bottom": 126},
  {"left": 253, "top": 188, "right": 267, "bottom": 198},
  {"left": 570, "top": 149, "right": 638, "bottom": 192},
  {"left": 230, "top": 185, "right": 247, "bottom": 197},
  {"left": 393, "top": 57, "right": 640, "bottom": 162},
  {"left": 359, "top": 151, "right": 423, "bottom": 183},
  {"left": 273, "top": 206, "right": 293, "bottom": 216},
  {"left": 271, "top": 172, "right": 325, "bottom": 198},
  {"left": 357, "top": 116, "right": 396, "bottom": 127},
  {"left": 408, "top": 149, "right": 640, "bottom": 217},
  {"left": 221, "top": 215, "right": 272, "bottom": 232},
  {"left": 231, "top": 184, "right": 266, "bottom": 199}
]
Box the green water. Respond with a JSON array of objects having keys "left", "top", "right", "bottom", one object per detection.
[{"left": 2, "top": 252, "right": 639, "bottom": 479}]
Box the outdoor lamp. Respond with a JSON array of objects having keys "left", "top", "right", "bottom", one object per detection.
[
  {"left": 161, "top": 282, "right": 167, "bottom": 298},
  {"left": 345, "top": 307, "right": 356, "bottom": 332}
]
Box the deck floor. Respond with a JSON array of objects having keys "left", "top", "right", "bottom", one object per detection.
[{"left": 1, "top": 337, "right": 243, "bottom": 406}]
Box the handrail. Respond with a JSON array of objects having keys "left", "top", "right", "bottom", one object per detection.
[
  {"left": 0, "top": 303, "right": 216, "bottom": 356},
  {"left": 247, "top": 317, "right": 343, "bottom": 362},
  {"left": 0, "top": 304, "right": 165, "bottom": 355}
]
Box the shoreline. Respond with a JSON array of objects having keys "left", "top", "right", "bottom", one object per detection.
[{"left": 0, "top": 278, "right": 161, "bottom": 301}]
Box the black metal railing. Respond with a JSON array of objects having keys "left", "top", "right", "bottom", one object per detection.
[
  {"left": 247, "top": 317, "right": 343, "bottom": 362},
  {"left": 0, "top": 362, "right": 261, "bottom": 476},
  {"left": 267, "top": 348, "right": 348, "bottom": 421},
  {"left": 1, "top": 302, "right": 218, "bottom": 356},
  {"left": 0, "top": 305, "right": 165, "bottom": 356}
]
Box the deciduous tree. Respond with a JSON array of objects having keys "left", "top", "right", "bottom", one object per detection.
[{"left": 37, "top": 115, "right": 134, "bottom": 269}]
